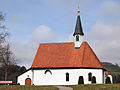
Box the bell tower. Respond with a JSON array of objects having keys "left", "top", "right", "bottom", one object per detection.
[{"left": 73, "top": 9, "right": 84, "bottom": 49}]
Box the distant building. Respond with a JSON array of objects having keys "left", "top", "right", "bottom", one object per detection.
[
  {"left": 105, "top": 72, "right": 113, "bottom": 83},
  {"left": 17, "top": 10, "right": 107, "bottom": 85},
  {"left": 0, "top": 81, "right": 14, "bottom": 85}
]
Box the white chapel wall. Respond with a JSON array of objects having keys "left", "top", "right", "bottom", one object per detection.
[
  {"left": 17, "top": 68, "right": 105, "bottom": 85},
  {"left": 107, "top": 75, "right": 113, "bottom": 83},
  {"left": 17, "top": 70, "right": 32, "bottom": 85},
  {"left": 33, "top": 69, "right": 104, "bottom": 85}
]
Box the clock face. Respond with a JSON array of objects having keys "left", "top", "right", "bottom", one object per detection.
[{"left": 76, "top": 35, "right": 79, "bottom": 41}]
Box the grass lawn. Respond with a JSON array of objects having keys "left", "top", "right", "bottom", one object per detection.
[
  {"left": 67, "top": 84, "right": 120, "bottom": 90},
  {"left": 0, "top": 84, "right": 120, "bottom": 90},
  {"left": 0, "top": 85, "right": 58, "bottom": 90}
]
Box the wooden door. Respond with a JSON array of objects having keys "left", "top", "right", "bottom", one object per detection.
[{"left": 25, "top": 78, "right": 31, "bottom": 85}]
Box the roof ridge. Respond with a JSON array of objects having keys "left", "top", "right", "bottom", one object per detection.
[
  {"left": 40, "top": 42, "right": 74, "bottom": 45},
  {"left": 40, "top": 41, "right": 87, "bottom": 45}
]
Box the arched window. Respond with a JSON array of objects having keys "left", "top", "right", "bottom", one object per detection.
[
  {"left": 76, "top": 35, "right": 79, "bottom": 41},
  {"left": 66, "top": 73, "right": 69, "bottom": 81},
  {"left": 78, "top": 76, "right": 84, "bottom": 84},
  {"left": 92, "top": 76, "right": 96, "bottom": 83},
  {"left": 44, "top": 70, "right": 52, "bottom": 75},
  {"left": 88, "top": 72, "right": 92, "bottom": 81}
]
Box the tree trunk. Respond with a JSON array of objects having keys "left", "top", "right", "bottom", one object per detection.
[{"left": 5, "top": 67, "right": 8, "bottom": 81}]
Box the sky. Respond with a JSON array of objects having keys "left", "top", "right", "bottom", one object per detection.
[{"left": 0, "top": 0, "right": 120, "bottom": 68}]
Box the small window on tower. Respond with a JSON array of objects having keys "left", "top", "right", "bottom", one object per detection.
[{"left": 76, "top": 35, "right": 79, "bottom": 41}]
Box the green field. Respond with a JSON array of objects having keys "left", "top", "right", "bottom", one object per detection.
[
  {"left": 0, "top": 85, "right": 58, "bottom": 90},
  {"left": 67, "top": 84, "right": 120, "bottom": 90},
  {"left": 0, "top": 84, "right": 120, "bottom": 90}
]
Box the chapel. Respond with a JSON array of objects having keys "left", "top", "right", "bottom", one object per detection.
[{"left": 17, "top": 10, "right": 107, "bottom": 85}]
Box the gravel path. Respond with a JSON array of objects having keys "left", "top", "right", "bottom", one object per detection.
[{"left": 56, "top": 86, "right": 73, "bottom": 90}]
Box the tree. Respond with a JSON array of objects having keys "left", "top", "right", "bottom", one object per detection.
[
  {"left": 0, "top": 44, "right": 16, "bottom": 81},
  {"left": 0, "top": 12, "right": 8, "bottom": 43},
  {"left": 0, "top": 12, "right": 16, "bottom": 81},
  {"left": 19, "top": 66, "right": 26, "bottom": 73},
  {"left": 115, "top": 63, "right": 119, "bottom": 67}
]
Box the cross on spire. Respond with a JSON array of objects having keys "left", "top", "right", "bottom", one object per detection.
[{"left": 77, "top": 5, "right": 80, "bottom": 15}]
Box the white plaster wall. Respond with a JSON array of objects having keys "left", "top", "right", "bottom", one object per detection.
[
  {"left": 74, "top": 35, "right": 83, "bottom": 48},
  {"left": 108, "top": 75, "right": 113, "bottom": 83},
  {"left": 18, "top": 69, "right": 105, "bottom": 85},
  {"left": 33, "top": 69, "right": 104, "bottom": 85},
  {"left": 17, "top": 70, "right": 32, "bottom": 85},
  {"left": 103, "top": 71, "right": 106, "bottom": 83}
]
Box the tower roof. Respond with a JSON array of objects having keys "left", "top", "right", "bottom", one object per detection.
[{"left": 73, "top": 11, "right": 84, "bottom": 36}]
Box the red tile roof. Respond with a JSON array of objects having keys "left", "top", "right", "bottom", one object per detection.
[
  {"left": 105, "top": 72, "right": 109, "bottom": 76},
  {"left": 31, "top": 42, "right": 105, "bottom": 69}
]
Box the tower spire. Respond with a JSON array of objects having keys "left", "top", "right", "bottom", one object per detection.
[
  {"left": 73, "top": 9, "right": 84, "bottom": 48},
  {"left": 73, "top": 9, "right": 84, "bottom": 36}
]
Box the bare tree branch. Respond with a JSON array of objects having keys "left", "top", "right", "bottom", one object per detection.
[{"left": 0, "top": 12, "right": 16, "bottom": 81}]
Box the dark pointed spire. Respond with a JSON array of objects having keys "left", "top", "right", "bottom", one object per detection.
[{"left": 73, "top": 9, "right": 84, "bottom": 36}]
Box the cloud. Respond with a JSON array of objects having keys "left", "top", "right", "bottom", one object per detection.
[
  {"left": 67, "top": 33, "right": 74, "bottom": 42},
  {"left": 31, "top": 25, "right": 56, "bottom": 45},
  {"left": 11, "top": 22, "right": 120, "bottom": 68},
  {"left": 10, "top": 0, "right": 120, "bottom": 68},
  {"left": 67, "top": 22, "right": 120, "bottom": 65},
  {"left": 11, "top": 41, "right": 35, "bottom": 68},
  {"left": 11, "top": 25, "right": 56, "bottom": 68},
  {"left": 97, "top": 1, "right": 120, "bottom": 19},
  {"left": 85, "top": 23, "right": 120, "bottom": 65},
  {"left": 80, "top": 0, "right": 120, "bottom": 65}
]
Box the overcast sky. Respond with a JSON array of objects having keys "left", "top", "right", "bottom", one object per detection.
[{"left": 0, "top": 0, "right": 120, "bottom": 68}]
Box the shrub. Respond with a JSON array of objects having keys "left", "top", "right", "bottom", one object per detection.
[
  {"left": 17, "top": 83, "right": 20, "bottom": 85},
  {"left": 105, "top": 77, "right": 111, "bottom": 84},
  {"left": 78, "top": 76, "right": 84, "bottom": 84},
  {"left": 92, "top": 76, "right": 96, "bottom": 83}
]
